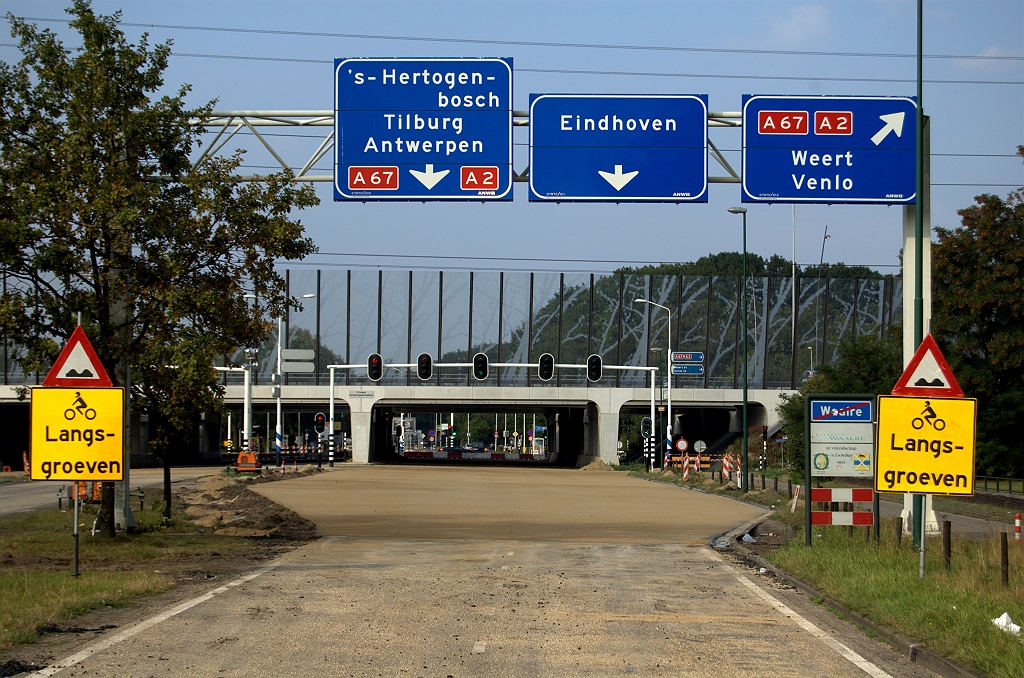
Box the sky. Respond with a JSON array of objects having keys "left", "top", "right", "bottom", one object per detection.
[{"left": 3, "top": 0, "right": 1022, "bottom": 275}]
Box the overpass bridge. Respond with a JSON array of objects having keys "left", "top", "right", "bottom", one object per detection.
[{"left": 224, "top": 382, "right": 792, "bottom": 465}]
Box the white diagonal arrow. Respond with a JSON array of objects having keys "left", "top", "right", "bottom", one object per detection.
[
  {"left": 870, "top": 112, "right": 906, "bottom": 146},
  {"left": 597, "top": 165, "right": 639, "bottom": 191},
  {"left": 409, "top": 164, "right": 449, "bottom": 189}
]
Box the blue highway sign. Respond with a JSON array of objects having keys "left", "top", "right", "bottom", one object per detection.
[
  {"left": 672, "top": 351, "right": 705, "bottom": 363},
  {"left": 529, "top": 95, "right": 707, "bottom": 202},
  {"left": 334, "top": 58, "right": 512, "bottom": 201},
  {"left": 671, "top": 364, "right": 705, "bottom": 376},
  {"left": 810, "top": 400, "right": 873, "bottom": 422},
  {"left": 742, "top": 95, "right": 916, "bottom": 204}
]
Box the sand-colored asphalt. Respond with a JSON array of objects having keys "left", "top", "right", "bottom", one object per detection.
[{"left": 254, "top": 465, "right": 765, "bottom": 543}]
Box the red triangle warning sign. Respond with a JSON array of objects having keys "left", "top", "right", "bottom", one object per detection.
[
  {"left": 891, "top": 333, "right": 963, "bottom": 397},
  {"left": 43, "top": 326, "right": 113, "bottom": 387}
]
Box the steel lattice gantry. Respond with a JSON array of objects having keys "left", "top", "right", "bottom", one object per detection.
[{"left": 189, "top": 110, "right": 742, "bottom": 183}]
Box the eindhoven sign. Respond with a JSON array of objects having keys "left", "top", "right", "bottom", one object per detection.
[
  {"left": 334, "top": 57, "right": 513, "bottom": 201},
  {"left": 741, "top": 95, "right": 917, "bottom": 204},
  {"left": 528, "top": 94, "right": 708, "bottom": 202}
]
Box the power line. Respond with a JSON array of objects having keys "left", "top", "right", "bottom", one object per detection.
[
  {"left": 18, "top": 17, "right": 1024, "bottom": 62},
  {"left": 3, "top": 44, "right": 1020, "bottom": 86}
]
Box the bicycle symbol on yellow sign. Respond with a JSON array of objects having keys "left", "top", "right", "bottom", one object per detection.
[
  {"left": 911, "top": 401, "right": 945, "bottom": 431},
  {"left": 63, "top": 392, "right": 97, "bottom": 421}
]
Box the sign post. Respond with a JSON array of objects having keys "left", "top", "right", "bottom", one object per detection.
[{"left": 804, "top": 395, "right": 876, "bottom": 546}]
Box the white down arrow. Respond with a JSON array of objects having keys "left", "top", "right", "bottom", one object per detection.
[
  {"left": 598, "top": 165, "right": 639, "bottom": 191},
  {"left": 409, "top": 164, "right": 449, "bottom": 189}
]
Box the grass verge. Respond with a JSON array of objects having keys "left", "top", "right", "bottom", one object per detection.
[
  {"left": 0, "top": 501, "right": 256, "bottom": 653},
  {"left": 765, "top": 512, "right": 1024, "bottom": 678}
]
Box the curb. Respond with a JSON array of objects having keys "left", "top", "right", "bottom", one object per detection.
[{"left": 727, "top": 527, "right": 986, "bottom": 678}]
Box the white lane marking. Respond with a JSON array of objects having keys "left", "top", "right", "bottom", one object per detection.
[
  {"left": 30, "top": 562, "right": 282, "bottom": 676},
  {"left": 705, "top": 550, "right": 892, "bottom": 678},
  {"left": 472, "top": 641, "right": 487, "bottom": 653},
  {"left": 506, "top": 551, "right": 514, "bottom": 556}
]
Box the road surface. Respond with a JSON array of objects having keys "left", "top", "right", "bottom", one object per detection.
[{"left": 24, "top": 466, "right": 935, "bottom": 677}]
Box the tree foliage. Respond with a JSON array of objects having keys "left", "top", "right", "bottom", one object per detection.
[
  {"left": 619, "top": 253, "right": 883, "bottom": 279},
  {"left": 0, "top": 2, "right": 318, "bottom": 530},
  {"left": 778, "top": 327, "right": 903, "bottom": 473},
  {"left": 932, "top": 146, "right": 1024, "bottom": 476}
]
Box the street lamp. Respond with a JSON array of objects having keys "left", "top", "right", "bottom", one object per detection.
[
  {"left": 275, "top": 293, "right": 316, "bottom": 468},
  {"left": 813, "top": 227, "right": 831, "bottom": 374},
  {"left": 727, "top": 206, "right": 749, "bottom": 493},
  {"left": 808, "top": 345, "right": 814, "bottom": 372},
  {"left": 635, "top": 299, "right": 672, "bottom": 470}
]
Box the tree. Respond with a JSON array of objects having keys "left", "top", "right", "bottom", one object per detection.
[
  {"left": 932, "top": 147, "right": 1024, "bottom": 476},
  {"left": 778, "top": 328, "right": 903, "bottom": 473},
  {"left": 0, "top": 3, "right": 318, "bottom": 533}
]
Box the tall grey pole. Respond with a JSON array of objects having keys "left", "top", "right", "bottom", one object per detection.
[
  {"left": 276, "top": 316, "right": 283, "bottom": 468},
  {"left": 915, "top": 0, "right": 926, "bottom": 574},
  {"left": 742, "top": 210, "right": 749, "bottom": 493},
  {"left": 792, "top": 205, "right": 797, "bottom": 372},
  {"left": 329, "top": 366, "right": 335, "bottom": 465},
  {"left": 728, "top": 207, "right": 749, "bottom": 492}
]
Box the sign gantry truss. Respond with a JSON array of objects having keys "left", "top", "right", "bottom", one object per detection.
[{"left": 188, "top": 110, "right": 742, "bottom": 184}]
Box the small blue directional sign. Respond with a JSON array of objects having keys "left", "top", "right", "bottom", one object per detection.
[
  {"left": 810, "top": 400, "right": 873, "bottom": 422},
  {"left": 672, "top": 351, "right": 705, "bottom": 363},
  {"left": 671, "top": 364, "right": 705, "bottom": 376},
  {"left": 334, "top": 58, "right": 512, "bottom": 201},
  {"left": 529, "top": 95, "right": 708, "bottom": 202},
  {"left": 742, "top": 95, "right": 916, "bottom": 204}
]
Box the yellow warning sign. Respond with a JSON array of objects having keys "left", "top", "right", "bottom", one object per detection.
[
  {"left": 875, "top": 395, "right": 976, "bottom": 495},
  {"left": 30, "top": 387, "right": 124, "bottom": 481}
]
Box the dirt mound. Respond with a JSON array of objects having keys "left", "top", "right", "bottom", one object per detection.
[
  {"left": 180, "top": 476, "right": 318, "bottom": 541},
  {"left": 580, "top": 459, "right": 613, "bottom": 471}
]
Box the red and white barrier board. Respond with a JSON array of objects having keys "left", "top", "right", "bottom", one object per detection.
[{"left": 810, "top": 487, "right": 874, "bottom": 526}]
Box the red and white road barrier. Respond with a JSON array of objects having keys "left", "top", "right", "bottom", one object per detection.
[
  {"left": 810, "top": 488, "right": 874, "bottom": 503},
  {"left": 1016, "top": 513, "right": 1021, "bottom": 543},
  {"left": 682, "top": 454, "right": 690, "bottom": 481},
  {"left": 810, "top": 487, "right": 874, "bottom": 526},
  {"left": 721, "top": 454, "right": 733, "bottom": 479}
]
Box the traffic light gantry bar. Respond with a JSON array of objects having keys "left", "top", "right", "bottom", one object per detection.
[{"left": 189, "top": 110, "right": 742, "bottom": 184}]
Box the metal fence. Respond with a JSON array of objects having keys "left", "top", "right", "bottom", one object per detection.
[{"left": 2, "top": 269, "right": 902, "bottom": 389}]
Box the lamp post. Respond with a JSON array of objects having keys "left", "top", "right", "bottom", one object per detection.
[
  {"left": 813, "top": 227, "right": 831, "bottom": 372},
  {"left": 808, "top": 345, "right": 814, "bottom": 372},
  {"left": 635, "top": 299, "right": 672, "bottom": 469},
  {"left": 727, "top": 207, "right": 749, "bottom": 492}
]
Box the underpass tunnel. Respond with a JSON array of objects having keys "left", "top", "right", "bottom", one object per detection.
[
  {"left": 617, "top": 403, "right": 767, "bottom": 466},
  {"left": 366, "top": 403, "right": 588, "bottom": 467}
]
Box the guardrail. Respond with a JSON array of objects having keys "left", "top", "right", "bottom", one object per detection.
[{"left": 977, "top": 475, "right": 1024, "bottom": 496}]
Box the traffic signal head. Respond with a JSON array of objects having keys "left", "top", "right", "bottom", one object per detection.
[
  {"left": 538, "top": 353, "right": 555, "bottom": 381},
  {"left": 641, "top": 416, "right": 653, "bottom": 438},
  {"left": 472, "top": 352, "right": 489, "bottom": 381},
  {"left": 417, "top": 352, "right": 433, "bottom": 381},
  {"left": 367, "top": 353, "right": 383, "bottom": 381},
  {"left": 762, "top": 425, "right": 768, "bottom": 441},
  {"left": 314, "top": 412, "right": 326, "bottom": 434},
  {"left": 586, "top": 354, "right": 602, "bottom": 382}
]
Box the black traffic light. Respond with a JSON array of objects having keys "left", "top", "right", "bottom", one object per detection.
[
  {"left": 586, "top": 354, "right": 602, "bottom": 382},
  {"left": 472, "top": 352, "right": 489, "bottom": 380},
  {"left": 314, "top": 412, "right": 326, "bottom": 434},
  {"left": 537, "top": 352, "right": 555, "bottom": 381},
  {"left": 762, "top": 425, "right": 768, "bottom": 441},
  {"left": 417, "top": 352, "right": 433, "bottom": 380},
  {"left": 641, "top": 416, "right": 653, "bottom": 438},
  {"left": 367, "top": 353, "right": 383, "bottom": 381}
]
